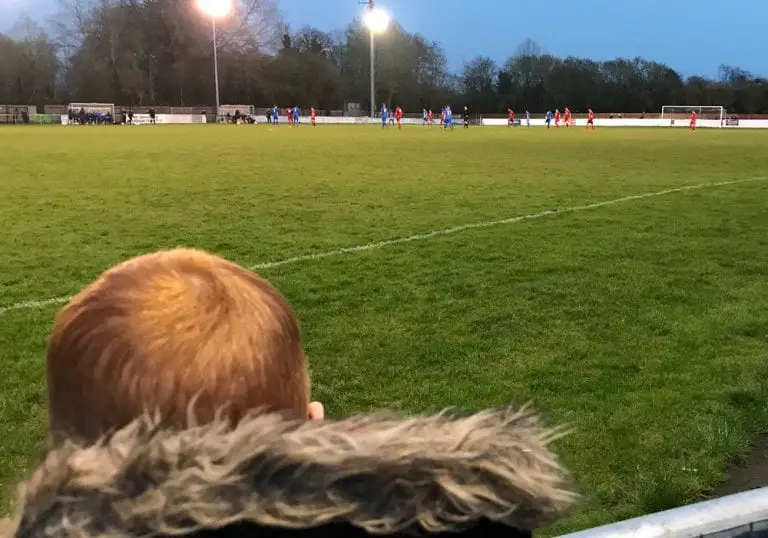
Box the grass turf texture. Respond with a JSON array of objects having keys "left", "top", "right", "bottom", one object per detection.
[{"left": 1, "top": 124, "right": 768, "bottom": 534}]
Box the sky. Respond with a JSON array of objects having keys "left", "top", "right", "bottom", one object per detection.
[{"left": 2, "top": 0, "right": 765, "bottom": 78}]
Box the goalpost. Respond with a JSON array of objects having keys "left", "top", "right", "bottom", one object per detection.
[
  {"left": 68, "top": 103, "right": 115, "bottom": 115},
  {"left": 66, "top": 103, "right": 116, "bottom": 124},
  {"left": 660, "top": 105, "right": 725, "bottom": 128},
  {"left": 219, "top": 104, "right": 254, "bottom": 123}
]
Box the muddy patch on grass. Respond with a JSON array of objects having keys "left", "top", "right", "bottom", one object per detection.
[{"left": 712, "top": 435, "right": 768, "bottom": 497}]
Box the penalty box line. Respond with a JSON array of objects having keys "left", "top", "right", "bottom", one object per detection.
[{"left": 1, "top": 175, "right": 766, "bottom": 316}]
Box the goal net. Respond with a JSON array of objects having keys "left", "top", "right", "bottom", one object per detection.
[
  {"left": 67, "top": 103, "right": 116, "bottom": 124},
  {"left": 660, "top": 105, "right": 725, "bottom": 128},
  {"left": 219, "top": 104, "right": 254, "bottom": 122}
]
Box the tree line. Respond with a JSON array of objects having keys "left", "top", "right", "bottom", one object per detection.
[{"left": 1, "top": 0, "right": 766, "bottom": 114}]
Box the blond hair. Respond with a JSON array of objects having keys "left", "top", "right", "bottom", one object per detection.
[{"left": 46, "top": 248, "right": 309, "bottom": 443}]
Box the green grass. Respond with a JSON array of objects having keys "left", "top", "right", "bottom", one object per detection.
[{"left": 1, "top": 124, "right": 768, "bottom": 534}]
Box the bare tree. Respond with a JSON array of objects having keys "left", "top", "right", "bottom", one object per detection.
[
  {"left": 2, "top": 2, "right": 766, "bottom": 114},
  {"left": 0, "top": 16, "right": 60, "bottom": 103}
]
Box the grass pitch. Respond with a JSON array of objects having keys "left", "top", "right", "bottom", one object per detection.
[{"left": 1, "top": 124, "right": 768, "bottom": 534}]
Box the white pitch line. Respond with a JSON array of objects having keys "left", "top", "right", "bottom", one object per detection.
[{"left": 1, "top": 176, "right": 766, "bottom": 316}]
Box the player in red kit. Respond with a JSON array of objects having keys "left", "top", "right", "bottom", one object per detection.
[
  {"left": 690, "top": 110, "right": 697, "bottom": 131},
  {"left": 440, "top": 109, "right": 445, "bottom": 126},
  {"left": 428, "top": 109, "right": 434, "bottom": 125},
  {"left": 564, "top": 107, "right": 571, "bottom": 127},
  {"left": 554, "top": 108, "right": 561, "bottom": 127},
  {"left": 507, "top": 108, "right": 515, "bottom": 127},
  {"left": 310, "top": 107, "right": 317, "bottom": 126},
  {"left": 586, "top": 109, "right": 595, "bottom": 130},
  {"left": 285, "top": 107, "right": 293, "bottom": 127},
  {"left": 395, "top": 106, "right": 403, "bottom": 129}
]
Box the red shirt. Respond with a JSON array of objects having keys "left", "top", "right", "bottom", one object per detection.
[
  {"left": 310, "top": 108, "right": 316, "bottom": 118},
  {"left": 588, "top": 111, "right": 595, "bottom": 120},
  {"left": 395, "top": 107, "right": 403, "bottom": 120},
  {"left": 555, "top": 110, "right": 561, "bottom": 119},
  {"left": 564, "top": 109, "right": 571, "bottom": 118},
  {"left": 691, "top": 112, "right": 697, "bottom": 120},
  {"left": 508, "top": 110, "right": 515, "bottom": 120}
]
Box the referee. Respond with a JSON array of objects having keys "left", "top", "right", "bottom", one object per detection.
[{"left": 463, "top": 105, "right": 470, "bottom": 128}]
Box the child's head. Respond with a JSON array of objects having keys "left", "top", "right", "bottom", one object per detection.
[{"left": 46, "top": 248, "right": 321, "bottom": 444}]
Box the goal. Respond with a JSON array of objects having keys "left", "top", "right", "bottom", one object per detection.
[
  {"left": 68, "top": 102, "right": 115, "bottom": 115},
  {"left": 67, "top": 103, "right": 116, "bottom": 124},
  {"left": 219, "top": 104, "right": 254, "bottom": 122},
  {"left": 660, "top": 105, "right": 725, "bottom": 128}
]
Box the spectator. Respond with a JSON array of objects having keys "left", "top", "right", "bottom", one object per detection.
[
  {"left": 12, "top": 407, "right": 576, "bottom": 538},
  {"left": 12, "top": 249, "right": 578, "bottom": 538},
  {"left": 45, "top": 248, "right": 323, "bottom": 445}
]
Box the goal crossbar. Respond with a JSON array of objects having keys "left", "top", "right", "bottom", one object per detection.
[
  {"left": 69, "top": 102, "right": 115, "bottom": 115},
  {"left": 661, "top": 105, "right": 725, "bottom": 127}
]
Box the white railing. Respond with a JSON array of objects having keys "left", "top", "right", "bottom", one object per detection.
[
  {"left": 559, "top": 487, "right": 768, "bottom": 538},
  {"left": 48, "top": 114, "right": 768, "bottom": 129}
]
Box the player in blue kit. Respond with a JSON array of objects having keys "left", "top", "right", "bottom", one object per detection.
[
  {"left": 380, "top": 103, "right": 388, "bottom": 128},
  {"left": 443, "top": 105, "right": 454, "bottom": 130},
  {"left": 545, "top": 110, "right": 552, "bottom": 128},
  {"left": 292, "top": 105, "right": 300, "bottom": 126},
  {"left": 271, "top": 105, "right": 279, "bottom": 126}
]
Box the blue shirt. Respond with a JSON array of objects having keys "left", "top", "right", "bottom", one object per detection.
[
  {"left": 272, "top": 107, "right": 278, "bottom": 118},
  {"left": 381, "top": 106, "right": 388, "bottom": 119},
  {"left": 445, "top": 107, "right": 452, "bottom": 120},
  {"left": 546, "top": 111, "right": 552, "bottom": 121},
  {"left": 293, "top": 107, "right": 300, "bottom": 117}
]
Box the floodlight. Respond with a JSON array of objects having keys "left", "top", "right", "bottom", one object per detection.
[
  {"left": 197, "top": 0, "right": 231, "bottom": 18},
  {"left": 363, "top": 7, "right": 390, "bottom": 34},
  {"left": 198, "top": 0, "right": 231, "bottom": 121}
]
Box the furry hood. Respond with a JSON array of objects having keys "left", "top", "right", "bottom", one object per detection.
[{"left": 10, "top": 407, "right": 577, "bottom": 538}]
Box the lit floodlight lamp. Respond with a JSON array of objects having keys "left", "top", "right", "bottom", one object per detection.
[
  {"left": 197, "top": 0, "right": 231, "bottom": 121},
  {"left": 363, "top": 7, "right": 390, "bottom": 34},
  {"left": 197, "top": 0, "right": 232, "bottom": 18},
  {"left": 362, "top": 2, "right": 391, "bottom": 119}
]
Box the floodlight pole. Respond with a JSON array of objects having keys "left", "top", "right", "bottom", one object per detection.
[
  {"left": 366, "top": 0, "right": 375, "bottom": 119},
  {"left": 370, "top": 26, "right": 375, "bottom": 119},
  {"left": 211, "top": 15, "right": 221, "bottom": 121}
]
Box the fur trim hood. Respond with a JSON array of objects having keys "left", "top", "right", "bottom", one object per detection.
[{"left": 10, "top": 407, "right": 577, "bottom": 538}]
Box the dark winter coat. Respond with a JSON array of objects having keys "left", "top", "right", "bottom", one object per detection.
[{"left": 8, "top": 407, "right": 577, "bottom": 538}]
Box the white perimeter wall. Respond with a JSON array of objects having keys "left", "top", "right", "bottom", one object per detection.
[
  {"left": 61, "top": 113, "right": 204, "bottom": 125},
  {"left": 61, "top": 115, "right": 768, "bottom": 129},
  {"left": 482, "top": 118, "right": 768, "bottom": 128}
]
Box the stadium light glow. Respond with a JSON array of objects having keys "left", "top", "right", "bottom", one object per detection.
[
  {"left": 363, "top": 6, "right": 390, "bottom": 34},
  {"left": 197, "top": 0, "right": 231, "bottom": 18},
  {"left": 362, "top": 1, "right": 391, "bottom": 119}
]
